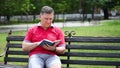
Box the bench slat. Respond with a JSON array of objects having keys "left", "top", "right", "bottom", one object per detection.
[
  {"left": 7, "top": 44, "right": 120, "bottom": 50},
  {"left": 7, "top": 51, "right": 120, "bottom": 58},
  {"left": 7, "top": 44, "right": 22, "bottom": 48},
  {"left": 66, "top": 45, "right": 120, "bottom": 50},
  {"left": 7, "top": 36, "right": 24, "bottom": 41},
  {"left": 65, "top": 52, "right": 120, "bottom": 58},
  {"left": 65, "top": 37, "right": 120, "bottom": 43},
  {"left": 4, "top": 57, "right": 28, "bottom": 62},
  {"left": 7, "top": 51, "right": 28, "bottom": 55},
  {"left": 61, "top": 60, "right": 120, "bottom": 66},
  {"left": 7, "top": 36, "right": 120, "bottom": 43},
  {"left": 5, "top": 57, "right": 120, "bottom": 66}
]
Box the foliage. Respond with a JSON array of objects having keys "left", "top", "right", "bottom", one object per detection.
[
  {"left": 0, "top": 0, "right": 120, "bottom": 22},
  {"left": 21, "top": 0, "right": 36, "bottom": 15}
]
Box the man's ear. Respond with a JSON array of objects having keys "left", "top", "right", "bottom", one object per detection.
[{"left": 39, "top": 15, "right": 41, "bottom": 20}]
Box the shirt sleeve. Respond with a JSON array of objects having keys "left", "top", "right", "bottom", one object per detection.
[
  {"left": 24, "top": 28, "right": 33, "bottom": 42},
  {"left": 57, "top": 28, "right": 65, "bottom": 47}
]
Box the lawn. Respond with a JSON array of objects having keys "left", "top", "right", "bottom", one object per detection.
[
  {"left": 62, "top": 20, "right": 120, "bottom": 37},
  {"left": 0, "top": 20, "right": 120, "bottom": 68}
]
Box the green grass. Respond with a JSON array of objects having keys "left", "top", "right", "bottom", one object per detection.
[
  {"left": 0, "top": 20, "right": 120, "bottom": 68},
  {"left": 0, "top": 31, "right": 26, "bottom": 62},
  {"left": 62, "top": 20, "right": 120, "bottom": 37}
]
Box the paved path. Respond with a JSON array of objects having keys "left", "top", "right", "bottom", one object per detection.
[{"left": 0, "top": 21, "right": 101, "bottom": 33}]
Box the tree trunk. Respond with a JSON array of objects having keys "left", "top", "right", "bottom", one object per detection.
[
  {"left": 0, "top": 16, "right": 1, "bottom": 22},
  {"left": 103, "top": 7, "right": 109, "bottom": 19},
  {"left": 91, "top": 7, "right": 94, "bottom": 20},
  {"left": 82, "top": 8, "right": 85, "bottom": 22},
  {"left": 6, "top": 15, "right": 10, "bottom": 22},
  {"left": 33, "top": 14, "right": 36, "bottom": 20}
]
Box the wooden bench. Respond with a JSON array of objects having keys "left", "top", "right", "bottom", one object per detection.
[{"left": 4, "top": 33, "right": 120, "bottom": 68}]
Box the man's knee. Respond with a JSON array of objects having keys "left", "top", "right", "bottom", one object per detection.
[{"left": 49, "top": 63, "right": 61, "bottom": 68}]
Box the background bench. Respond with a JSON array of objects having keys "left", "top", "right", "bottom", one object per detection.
[{"left": 4, "top": 32, "right": 120, "bottom": 68}]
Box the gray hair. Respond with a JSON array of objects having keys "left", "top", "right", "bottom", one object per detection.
[{"left": 40, "top": 6, "right": 54, "bottom": 15}]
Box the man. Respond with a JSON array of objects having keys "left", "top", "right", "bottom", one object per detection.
[{"left": 22, "top": 6, "right": 66, "bottom": 68}]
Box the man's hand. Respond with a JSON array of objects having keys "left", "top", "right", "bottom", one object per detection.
[{"left": 42, "top": 44, "right": 56, "bottom": 51}]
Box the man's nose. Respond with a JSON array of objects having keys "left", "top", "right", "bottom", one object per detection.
[{"left": 47, "top": 19, "right": 52, "bottom": 23}]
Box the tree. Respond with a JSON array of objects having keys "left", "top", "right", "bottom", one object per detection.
[
  {"left": 21, "top": 0, "right": 36, "bottom": 21},
  {"left": 0, "top": 0, "right": 5, "bottom": 22},
  {"left": 99, "top": 0, "right": 120, "bottom": 19},
  {"left": 3, "top": 0, "right": 20, "bottom": 22},
  {"left": 78, "top": 0, "right": 119, "bottom": 20},
  {"left": 0, "top": 0, "right": 24, "bottom": 22}
]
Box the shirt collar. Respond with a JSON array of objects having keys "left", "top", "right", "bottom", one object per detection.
[{"left": 37, "top": 22, "right": 54, "bottom": 28}]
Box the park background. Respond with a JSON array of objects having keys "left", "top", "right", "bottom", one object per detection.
[{"left": 0, "top": 0, "right": 120, "bottom": 68}]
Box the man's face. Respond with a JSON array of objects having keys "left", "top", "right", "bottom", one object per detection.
[{"left": 40, "top": 13, "right": 54, "bottom": 28}]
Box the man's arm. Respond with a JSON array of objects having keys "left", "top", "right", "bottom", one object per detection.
[
  {"left": 55, "top": 46, "right": 66, "bottom": 54},
  {"left": 53, "top": 42, "right": 66, "bottom": 54},
  {"left": 22, "top": 41, "right": 39, "bottom": 51}
]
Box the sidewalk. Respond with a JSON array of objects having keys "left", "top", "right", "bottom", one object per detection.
[{"left": 0, "top": 21, "right": 101, "bottom": 33}]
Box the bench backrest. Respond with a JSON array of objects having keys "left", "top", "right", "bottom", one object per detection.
[
  {"left": 4, "top": 36, "right": 120, "bottom": 68},
  {"left": 63, "top": 36, "right": 120, "bottom": 68},
  {"left": 4, "top": 36, "right": 28, "bottom": 64}
]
